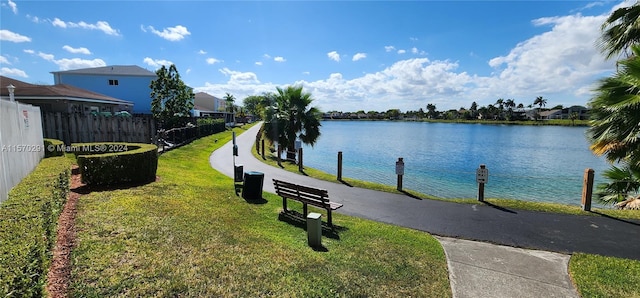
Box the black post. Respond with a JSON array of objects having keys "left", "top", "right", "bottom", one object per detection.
[{"left": 337, "top": 151, "right": 343, "bottom": 180}]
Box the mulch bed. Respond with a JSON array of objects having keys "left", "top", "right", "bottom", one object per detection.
[{"left": 46, "top": 166, "right": 83, "bottom": 298}]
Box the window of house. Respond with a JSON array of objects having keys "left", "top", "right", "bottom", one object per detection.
[{"left": 108, "top": 79, "right": 119, "bottom": 86}]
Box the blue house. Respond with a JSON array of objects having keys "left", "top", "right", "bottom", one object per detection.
[{"left": 51, "top": 65, "right": 157, "bottom": 114}]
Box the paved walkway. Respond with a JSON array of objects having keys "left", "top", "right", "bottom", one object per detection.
[{"left": 210, "top": 123, "right": 639, "bottom": 297}]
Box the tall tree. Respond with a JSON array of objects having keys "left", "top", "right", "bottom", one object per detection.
[
  {"left": 224, "top": 93, "right": 236, "bottom": 124},
  {"left": 588, "top": 45, "right": 640, "bottom": 209},
  {"left": 426, "top": 103, "right": 437, "bottom": 119},
  {"left": 505, "top": 99, "right": 516, "bottom": 120},
  {"left": 262, "top": 85, "right": 322, "bottom": 160},
  {"left": 242, "top": 95, "right": 264, "bottom": 120},
  {"left": 533, "top": 96, "right": 547, "bottom": 120},
  {"left": 149, "top": 64, "right": 194, "bottom": 128},
  {"left": 599, "top": 2, "right": 640, "bottom": 60}
]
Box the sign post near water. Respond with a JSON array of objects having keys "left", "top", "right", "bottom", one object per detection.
[
  {"left": 396, "top": 158, "right": 405, "bottom": 191},
  {"left": 476, "top": 164, "right": 488, "bottom": 202}
]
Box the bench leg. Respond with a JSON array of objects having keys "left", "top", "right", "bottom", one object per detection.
[
  {"left": 303, "top": 203, "right": 308, "bottom": 217},
  {"left": 283, "top": 197, "right": 288, "bottom": 212},
  {"left": 327, "top": 210, "right": 333, "bottom": 228}
]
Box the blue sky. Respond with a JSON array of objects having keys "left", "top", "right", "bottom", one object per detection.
[{"left": 0, "top": 0, "right": 633, "bottom": 112}]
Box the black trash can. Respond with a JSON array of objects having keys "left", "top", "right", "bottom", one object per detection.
[{"left": 242, "top": 171, "right": 264, "bottom": 200}]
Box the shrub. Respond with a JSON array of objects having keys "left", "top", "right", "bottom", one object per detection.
[
  {"left": 0, "top": 157, "right": 71, "bottom": 297},
  {"left": 43, "top": 138, "right": 64, "bottom": 158},
  {"left": 72, "top": 143, "right": 158, "bottom": 185}
]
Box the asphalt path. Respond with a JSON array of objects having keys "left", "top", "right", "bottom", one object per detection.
[{"left": 210, "top": 123, "right": 640, "bottom": 260}]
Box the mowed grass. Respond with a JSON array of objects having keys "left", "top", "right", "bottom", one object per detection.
[
  {"left": 69, "top": 127, "right": 451, "bottom": 297},
  {"left": 569, "top": 253, "right": 640, "bottom": 298}
]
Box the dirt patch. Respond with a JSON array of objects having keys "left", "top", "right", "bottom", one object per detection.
[{"left": 46, "top": 165, "right": 83, "bottom": 298}]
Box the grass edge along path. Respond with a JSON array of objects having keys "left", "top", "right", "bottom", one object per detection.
[
  {"left": 251, "top": 128, "right": 640, "bottom": 298},
  {"left": 69, "top": 126, "right": 451, "bottom": 297}
]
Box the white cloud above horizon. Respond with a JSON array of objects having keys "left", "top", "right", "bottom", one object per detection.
[
  {"left": 143, "top": 25, "right": 190, "bottom": 41},
  {"left": 62, "top": 45, "right": 91, "bottom": 55},
  {"left": 0, "top": 29, "right": 31, "bottom": 42},
  {"left": 51, "top": 18, "right": 119, "bottom": 36}
]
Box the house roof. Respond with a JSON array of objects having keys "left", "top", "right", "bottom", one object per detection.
[
  {"left": 50, "top": 65, "right": 156, "bottom": 77},
  {"left": 0, "top": 76, "right": 133, "bottom": 106}
]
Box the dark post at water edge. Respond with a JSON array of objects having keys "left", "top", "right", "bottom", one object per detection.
[
  {"left": 337, "top": 151, "right": 343, "bottom": 180},
  {"left": 582, "top": 168, "right": 594, "bottom": 211}
]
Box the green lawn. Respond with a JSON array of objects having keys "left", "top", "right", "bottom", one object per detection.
[
  {"left": 69, "top": 127, "right": 451, "bottom": 297},
  {"left": 569, "top": 253, "right": 640, "bottom": 298}
]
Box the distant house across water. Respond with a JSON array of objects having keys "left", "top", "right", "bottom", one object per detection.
[{"left": 51, "top": 65, "right": 156, "bottom": 114}]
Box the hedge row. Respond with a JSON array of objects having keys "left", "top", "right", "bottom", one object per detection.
[
  {"left": 73, "top": 142, "right": 158, "bottom": 185},
  {"left": 0, "top": 156, "right": 71, "bottom": 297},
  {"left": 43, "top": 138, "right": 64, "bottom": 158}
]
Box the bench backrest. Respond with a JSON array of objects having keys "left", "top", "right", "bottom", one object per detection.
[{"left": 273, "top": 179, "right": 329, "bottom": 206}]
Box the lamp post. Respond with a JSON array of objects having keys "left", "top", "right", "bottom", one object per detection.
[{"left": 7, "top": 84, "right": 15, "bottom": 102}]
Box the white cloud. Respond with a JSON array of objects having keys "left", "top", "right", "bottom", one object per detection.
[
  {"left": 55, "top": 58, "right": 107, "bottom": 70},
  {"left": 255, "top": 61, "right": 263, "bottom": 66},
  {"left": 303, "top": 71, "right": 310, "bottom": 75},
  {"left": 7, "top": 0, "right": 17, "bottom": 14},
  {"left": 0, "top": 56, "right": 9, "bottom": 64},
  {"left": 1, "top": 67, "right": 27, "bottom": 78},
  {"left": 143, "top": 57, "right": 173, "bottom": 68},
  {"left": 219, "top": 67, "right": 260, "bottom": 84},
  {"left": 385, "top": 46, "right": 396, "bottom": 52},
  {"left": 486, "top": 13, "right": 612, "bottom": 100},
  {"left": 62, "top": 45, "right": 91, "bottom": 55},
  {"left": 0, "top": 30, "right": 31, "bottom": 42},
  {"left": 411, "top": 47, "right": 427, "bottom": 55},
  {"left": 23, "top": 49, "right": 34, "bottom": 54},
  {"left": 410, "top": 37, "right": 419, "bottom": 41},
  {"left": 352, "top": 53, "right": 367, "bottom": 61},
  {"left": 263, "top": 54, "right": 271, "bottom": 59},
  {"left": 52, "top": 18, "right": 119, "bottom": 36},
  {"left": 397, "top": 49, "right": 406, "bottom": 54},
  {"left": 198, "top": 50, "right": 207, "bottom": 55},
  {"left": 327, "top": 51, "right": 340, "bottom": 62},
  {"left": 274, "top": 56, "right": 286, "bottom": 62},
  {"left": 30, "top": 51, "right": 106, "bottom": 70},
  {"left": 144, "top": 25, "right": 190, "bottom": 41},
  {"left": 206, "top": 58, "right": 222, "bottom": 64}
]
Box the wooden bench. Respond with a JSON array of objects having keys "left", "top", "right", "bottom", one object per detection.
[{"left": 273, "top": 179, "right": 343, "bottom": 227}]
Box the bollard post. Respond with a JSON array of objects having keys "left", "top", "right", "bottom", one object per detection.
[
  {"left": 582, "top": 168, "right": 594, "bottom": 211},
  {"left": 261, "top": 139, "right": 265, "bottom": 160},
  {"left": 396, "top": 157, "right": 404, "bottom": 191},
  {"left": 476, "top": 164, "right": 488, "bottom": 202},
  {"left": 298, "top": 147, "right": 303, "bottom": 172},
  {"left": 337, "top": 151, "right": 343, "bottom": 180},
  {"left": 307, "top": 212, "right": 322, "bottom": 247}
]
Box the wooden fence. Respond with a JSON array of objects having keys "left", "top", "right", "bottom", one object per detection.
[{"left": 41, "top": 112, "right": 157, "bottom": 145}]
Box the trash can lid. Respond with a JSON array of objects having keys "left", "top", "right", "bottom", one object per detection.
[{"left": 246, "top": 171, "right": 264, "bottom": 175}]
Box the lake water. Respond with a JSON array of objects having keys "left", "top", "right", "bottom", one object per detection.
[{"left": 300, "top": 121, "right": 612, "bottom": 206}]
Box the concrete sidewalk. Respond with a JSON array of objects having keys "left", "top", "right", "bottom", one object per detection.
[{"left": 210, "top": 123, "right": 638, "bottom": 297}]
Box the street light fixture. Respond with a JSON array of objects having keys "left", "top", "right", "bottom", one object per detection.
[{"left": 7, "top": 84, "right": 15, "bottom": 102}]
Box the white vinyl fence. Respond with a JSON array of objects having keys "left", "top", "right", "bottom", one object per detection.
[{"left": 0, "top": 100, "right": 44, "bottom": 204}]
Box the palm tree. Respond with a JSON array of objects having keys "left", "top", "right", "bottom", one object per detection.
[
  {"left": 224, "top": 93, "right": 236, "bottom": 124},
  {"left": 588, "top": 45, "right": 640, "bottom": 209},
  {"left": 495, "top": 98, "right": 504, "bottom": 120},
  {"left": 599, "top": 2, "right": 640, "bottom": 60},
  {"left": 262, "top": 85, "right": 322, "bottom": 161},
  {"left": 426, "top": 103, "right": 437, "bottom": 119},
  {"left": 505, "top": 99, "right": 516, "bottom": 120},
  {"left": 533, "top": 96, "right": 547, "bottom": 120},
  {"left": 588, "top": 45, "right": 640, "bottom": 166},
  {"left": 595, "top": 164, "right": 640, "bottom": 209}
]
